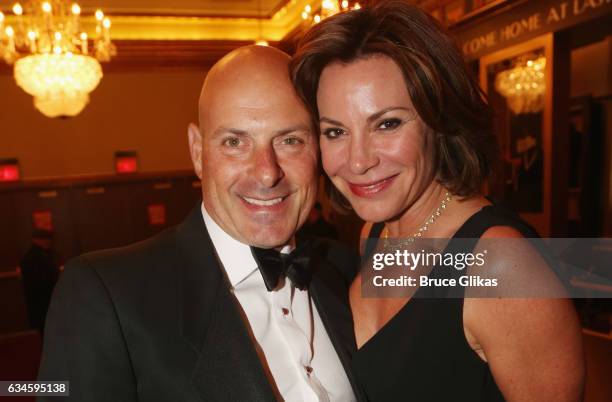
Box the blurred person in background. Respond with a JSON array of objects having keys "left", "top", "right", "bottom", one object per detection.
[{"left": 20, "top": 229, "right": 60, "bottom": 335}]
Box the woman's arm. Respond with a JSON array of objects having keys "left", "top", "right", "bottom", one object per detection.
[{"left": 464, "top": 226, "right": 585, "bottom": 402}]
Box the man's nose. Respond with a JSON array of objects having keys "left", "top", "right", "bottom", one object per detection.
[
  {"left": 252, "top": 145, "right": 284, "bottom": 188},
  {"left": 348, "top": 135, "right": 379, "bottom": 175}
]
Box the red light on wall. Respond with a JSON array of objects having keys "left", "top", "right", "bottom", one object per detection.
[
  {"left": 32, "top": 210, "right": 53, "bottom": 231},
  {"left": 114, "top": 151, "right": 138, "bottom": 174},
  {"left": 116, "top": 157, "right": 138, "bottom": 173},
  {"left": 148, "top": 204, "right": 166, "bottom": 226},
  {"left": 0, "top": 159, "right": 20, "bottom": 182}
]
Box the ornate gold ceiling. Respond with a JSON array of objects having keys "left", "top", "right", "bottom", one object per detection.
[
  {"left": 74, "top": 0, "right": 290, "bottom": 18},
  {"left": 1, "top": 0, "right": 311, "bottom": 41},
  {"left": 0, "top": 1, "right": 493, "bottom": 73},
  {"left": 0, "top": 1, "right": 478, "bottom": 42}
]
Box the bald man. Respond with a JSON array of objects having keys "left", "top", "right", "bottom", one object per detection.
[{"left": 38, "top": 46, "right": 363, "bottom": 402}]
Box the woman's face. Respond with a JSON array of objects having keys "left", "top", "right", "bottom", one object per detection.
[{"left": 317, "top": 55, "right": 435, "bottom": 223}]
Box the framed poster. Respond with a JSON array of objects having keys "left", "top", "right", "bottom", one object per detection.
[{"left": 480, "top": 34, "right": 553, "bottom": 236}]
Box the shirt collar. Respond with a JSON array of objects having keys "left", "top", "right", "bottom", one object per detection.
[
  {"left": 201, "top": 204, "right": 258, "bottom": 287},
  {"left": 200, "top": 203, "right": 295, "bottom": 288}
]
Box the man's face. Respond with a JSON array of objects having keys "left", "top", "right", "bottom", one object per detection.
[{"left": 189, "top": 74, "right": 318, "bottom": 248}]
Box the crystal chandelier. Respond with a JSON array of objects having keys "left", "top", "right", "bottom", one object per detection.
[
  {"left": 302, "top": 0, "right": 361, "bottom": 25},
  {"left": 495, "top": 56, "right": 546, "bottom": 115},
  {"left": 0, "top": 1, "right": 116, "bottom": 118}
]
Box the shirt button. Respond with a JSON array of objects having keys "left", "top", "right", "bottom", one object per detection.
[{"left": 281, "top": 307, "right": 289, "bottom": 316}]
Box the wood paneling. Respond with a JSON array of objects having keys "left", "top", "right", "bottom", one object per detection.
[
  {"left": 13, "top": 188, "right": 79, "bottom": 266},
  {"left": 0, "top": 193, "right": 21, "bottom": 270},
  {"left": 0, "top": 172, "right": 201, "bottom": 269}
]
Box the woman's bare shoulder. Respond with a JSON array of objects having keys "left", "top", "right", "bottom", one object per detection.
[
  {"left": 480, "top": 225, "right": 524, "bottom": 239},
  {"left": 463, "top": 225, "right": 584, "bottom": 401}
]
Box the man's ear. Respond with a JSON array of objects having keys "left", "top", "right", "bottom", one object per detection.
[{"left": 187, "top": 123, "right": 203, "bottom": 179}]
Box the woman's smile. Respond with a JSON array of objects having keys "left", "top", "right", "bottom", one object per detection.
[{"left": 347, "top": 174, "right": 399, "bottom": 198}]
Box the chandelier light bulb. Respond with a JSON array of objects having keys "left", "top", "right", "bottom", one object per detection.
[
  {"left": 54, "top": 31, "right": 62, "bottom": 41},
  {"left": 80, "top": 32, "right": 87, "bottom": 40},
  {"left": 72, "top": 3, "right": 81, "bottom": 15},
  {"left": 0, "top": 12, "right": 5, "bottom": 22},
  {"left": 27, "top": 30, "right": 36, "bottom": 40},
  {"left": 12, "top": 3, "right": 23, "bottom": 16},
  {"left": 42, "top": 2, "right": 52, "bottom": 13},
  {"left": 102, "top": 17, "right": 111, "bottom": 29},
  {"left": 303, "top": 0, "right": 361, "bottom": 24},
  {"left": 95, "top": 9, "right": 104, "bottom": 21},
  {"left": 5, "top": 26, "right": 15, "bottom": 37}
]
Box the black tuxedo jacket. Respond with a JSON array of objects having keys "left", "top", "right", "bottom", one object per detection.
[{"left": 38, "top": 206, "right": 365, "bottom": 402}]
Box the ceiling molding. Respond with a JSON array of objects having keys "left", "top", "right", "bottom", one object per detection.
[
  {"left": 0, "top": 1, "right": 292, "bottom": 19},
  {"left": 2, "top": 0, "right": 313, "bottom": 41},
  {"left": 0, "top": 0, "right": 314, "bottom": 74},
  {"left": 96, "top": 0, "right": 294, "bottom": 19},
  {"left": 0, "top": 40, "right": 274, "bottom": 75},
  {"left": 102, "top": 40, "right": 263, "bottom": 71}
]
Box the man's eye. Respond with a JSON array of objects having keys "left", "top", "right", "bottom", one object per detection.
[
  {"left": 223, "top": 137, "right": 241, "bottom": 147},
  {"left": 321, "top": 128, "right": 345, "bottom": 139},
  {"left": 377, "top": 118, "right": 402, "bottom": 131},
  {"left": 282, "top": 137, "right": 303, "bottom": 145}
]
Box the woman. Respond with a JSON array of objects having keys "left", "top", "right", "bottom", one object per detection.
[{"left": 291, "top": 1, "right": 584, "bottom": 401}]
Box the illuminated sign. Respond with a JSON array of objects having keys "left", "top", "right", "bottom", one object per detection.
[
  {"left": 0, "top": 158, "right": 20, "bottom": 182},
  {"left": 115, "top": 151, "right": 139, "bottom": 174}
]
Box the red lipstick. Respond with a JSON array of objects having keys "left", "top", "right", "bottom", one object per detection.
[{"left": 347, "top": 175, "right": 398, "bottom": 197}]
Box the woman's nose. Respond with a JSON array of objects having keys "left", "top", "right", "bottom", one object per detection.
[{"left": 348, "top": 135, "right": 379, "bottom": 175}]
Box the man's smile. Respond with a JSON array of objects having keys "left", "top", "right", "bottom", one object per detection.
[{"left": 241, "top": 195, "right": 286, "bottom": 206}]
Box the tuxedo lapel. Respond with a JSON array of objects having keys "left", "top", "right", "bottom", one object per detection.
[
  {"left": 308, "top": 242, "right": 367, "bottom": 402},
  {"left": 175, "top": 206, "right": 276, "bottom": 401},
  {"left": 190, "top": 284, "right": 278, "bottom": 401}
]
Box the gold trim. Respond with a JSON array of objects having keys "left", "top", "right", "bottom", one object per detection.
[{"left": 3, "top": 0, "right": 312, "bottom": 41}]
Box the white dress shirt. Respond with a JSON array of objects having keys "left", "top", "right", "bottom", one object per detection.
[{"left": 202, "top": 205, "right": 355, "bottom": 402}]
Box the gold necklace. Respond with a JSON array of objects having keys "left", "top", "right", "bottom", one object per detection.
[{"left": 382, "top": 191, "right": 452, "bottom": 245}]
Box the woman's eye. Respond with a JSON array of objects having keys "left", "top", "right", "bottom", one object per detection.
[
  {"left": 322, "top": 128, "right": 345, "bottom": 139},
  {"left": 377, "top": 118, "right": 402, "bottom": 131},
  {"left": 222, "top": 137, "right": 242, "bottom": 147}
]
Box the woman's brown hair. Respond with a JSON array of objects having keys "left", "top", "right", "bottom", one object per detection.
[{"left": 290, "top": 0, "right": 497, "bottom": 211}]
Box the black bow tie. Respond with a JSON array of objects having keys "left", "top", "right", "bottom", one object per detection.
[{"left": 250, "top": 242, "right": 313, "bottom": 291}]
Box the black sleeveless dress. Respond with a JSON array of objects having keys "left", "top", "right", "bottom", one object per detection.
[{"left": 352, "top": 204, "right": 538, "bottom": 402}]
